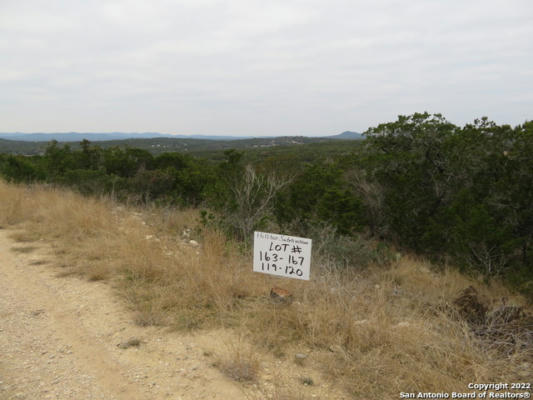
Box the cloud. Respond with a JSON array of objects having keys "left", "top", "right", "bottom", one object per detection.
[{"left": 0, "top": 0, "right": 532, "bottom": 134}]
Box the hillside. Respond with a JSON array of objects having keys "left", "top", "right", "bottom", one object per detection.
[
  {"left": 0, "top": 138, "right": 50, "bottom": 155},
  {"left": 326, "top": 131, "right": 364, "bottom": 140},
  {"left": 0, "top": 131, "right": 363, "bottom": 143},
  {"left": 0, "top": 132, "right": 251, "bottom": 142},
  {"left": 0, "top": 134, "right": 363, "bottom": 156},
  {"left": 0, "top": 180, "right": 531, "bottom": 399},
  {"left": 1, "top": 113, "right": 531, "bottom": 299}
]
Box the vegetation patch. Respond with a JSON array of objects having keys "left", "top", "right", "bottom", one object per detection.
[
  {"left": 29, "top": 259, "right": 48, "bottom": 266},
  {"left": 1, "top": 114, "right": 530, "bottom": 298},
  {"left": 0, "top": 180, "right": 531, "bottom": 398},
  {"left": 452, "top": 286, "right": 533, "bottom": 357},
  {"left": 9, "top": 231, "right": 40, "bottom": 243},
  {"left": 216, "top": 344, "right": 260, "bottom": 383},
  {"left": 0, "top": 111, "right": 532, "bottom": 398},
  {"left": 10, "top": 246, "right": 38, "bottom": 253}
]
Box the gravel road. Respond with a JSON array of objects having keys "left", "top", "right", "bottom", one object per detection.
[{"left": 0, "top": 228, "right": 248, "bottom": 400}]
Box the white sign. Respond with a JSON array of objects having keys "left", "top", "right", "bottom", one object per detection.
[{"left": 253, "top": 231, "right": 312, "bottom": 280}]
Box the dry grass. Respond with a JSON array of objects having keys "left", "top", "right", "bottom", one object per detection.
[
  {"left": 29, "top": 259, "right": 48, "bottom": 266},
  {"left": 10, "top": 246, "right": 39, "bottom": 253},
  {"left": 0, "top": 180, "right": 531, "bottom": 399},
  {"left": 215, "top": 339, "right": 261, "bottom": 383},
  {"left": 9, "top": 230, "right": 41, "bottom": 242}
]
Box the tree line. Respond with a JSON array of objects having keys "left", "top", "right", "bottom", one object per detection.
[{"left": 1, "top": 113, "right": 531, "bottom": 296}]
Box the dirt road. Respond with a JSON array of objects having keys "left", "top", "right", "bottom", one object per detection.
[{"left": 0, "top": 228, "right": 249, "bottom": 400}]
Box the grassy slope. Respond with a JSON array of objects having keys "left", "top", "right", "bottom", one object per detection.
[{"left": 0, "top": 180, "right": 530, "bottom": 399}]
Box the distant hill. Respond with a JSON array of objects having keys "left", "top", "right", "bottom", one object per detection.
[
  {"left": 0, "top": 130, "right": 364, "bottom": 142},
  {"left": 0, "top": 138, "right": 49, "bottom": 155},
  {"left": 0, "top": 131, "right": 364, "bottom": 155},
  {"left": 0, "top": 135, "right": 363, "bottom": 156},
  {"left": 325, "top": 131, "right": 363, "bottom": 140},
  {"left": 0, "top": 132, "right": 251, "bottom": 142}
]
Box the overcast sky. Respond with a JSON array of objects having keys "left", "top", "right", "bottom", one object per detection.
[{"left": 1, "top": 0, "right": 532, "bottom": 136}]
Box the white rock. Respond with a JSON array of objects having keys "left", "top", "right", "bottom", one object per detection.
[{"left": 395, "top": 321, "right": 410, "bottom": 328}]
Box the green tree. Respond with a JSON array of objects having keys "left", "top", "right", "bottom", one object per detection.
[{"left": 0, "top": 155, "right": 45, "bottom": 183}]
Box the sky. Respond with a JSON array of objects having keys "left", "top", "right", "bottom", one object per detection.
[{"left": 1, "top": 0, "right": 532, "bottom": 136}]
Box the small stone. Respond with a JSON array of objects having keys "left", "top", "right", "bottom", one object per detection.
[
  {"left": 294, "top": 353, "right": 307, "bottom": 365},
  {"left": 328, "top": 345, "right": 344, "bottom": 354},
  {"left": 189, "top": 240, "right": 199, "bottom": 247},
  {"left": 395, "top": 321, "right": 410, "bottom": 328},
  {"left": 270, "top": 287, "right": 293, "bottom": 304}
]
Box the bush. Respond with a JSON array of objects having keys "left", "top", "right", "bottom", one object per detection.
[{"left": 0, "top": 155, "right": 45, "bottom": 183}]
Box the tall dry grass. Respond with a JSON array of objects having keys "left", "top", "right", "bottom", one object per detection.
[{"left": 0, "top": 180, "right": 530, "bottom": 399}]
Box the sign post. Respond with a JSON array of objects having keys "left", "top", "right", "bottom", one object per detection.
[{"left": 253, "top": 231, "right": 312, "bottom": 281}]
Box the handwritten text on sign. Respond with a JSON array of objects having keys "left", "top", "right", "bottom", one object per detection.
[{"left": 253, "top": 231, "right": 312, "bottom": 280}]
